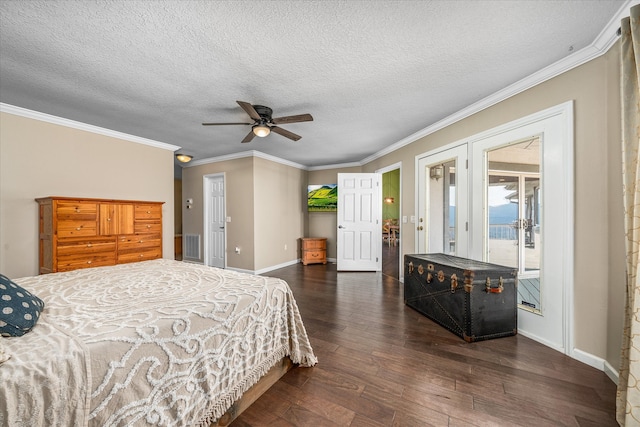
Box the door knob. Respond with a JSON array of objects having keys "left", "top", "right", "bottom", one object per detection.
[
  {"left": 338, "top": 225, "right": 345, "bottom": 229},
  {"left": 417, "top": 226, "right": 424, "bottom": 231}
]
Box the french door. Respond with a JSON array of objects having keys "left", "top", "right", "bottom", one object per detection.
[
  {"left": 416, "top": 102, "right": 574, "bottom": 354},
  {"left": 416, "top": 144, "right": 468, "bottom": 258},
  {"left": 470, "top": 104, "right": 572, "bottom": 353}
]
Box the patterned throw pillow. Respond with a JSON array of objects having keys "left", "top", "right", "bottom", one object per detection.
[{"left": 0, "top": 274, "right": 45, "bottom": 337}]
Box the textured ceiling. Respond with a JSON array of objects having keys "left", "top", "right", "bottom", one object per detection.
[{"left": 0, "top": 1, "right": 630, "bottom": 170}]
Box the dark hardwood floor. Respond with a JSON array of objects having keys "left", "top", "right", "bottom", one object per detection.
[{"left": 231, "top": 261, "right": 617, "bottom": 426}]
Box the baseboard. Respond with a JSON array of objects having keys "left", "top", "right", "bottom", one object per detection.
[
  {"left": 515, "top": 332, "right": 619, "bottom": 385},
  {"left": 570, "top": 348, "right": 619, "bottom": 385},
  {"left": 517, "top": 329, "right": 566, "bottom": 354},
  {"left": 226, "top": 266, "right": 255, "bottom": 275},
  {"left": 571, "top": 348, "right": 606, "bottom": 371},
  {"left": 254, "top": 259, "right": 301, "bottom": 275},
  {"left": 604, "top": 360, "right": 620, "bottom": 385}
]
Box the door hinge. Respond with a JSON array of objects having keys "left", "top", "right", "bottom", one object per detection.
[
  {"left": 465, "top": 222, "right": 469, "bottom": 231},
  {"left": 376, "top": 257, "right": 379, "bottom": 262},
  {"left": 466, "top": 159, "right": 469, "bottom": 169}
]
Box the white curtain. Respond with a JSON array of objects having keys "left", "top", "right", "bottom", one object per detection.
[{"left": 617, "top": 4, "right": 640, "bottom": 426}]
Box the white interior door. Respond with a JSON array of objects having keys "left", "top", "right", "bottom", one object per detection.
[
  {"left": 204, "top": 174, "right": 225, "bottom": 268},
  {"left": 337, "top": 173, "right": 381, "bottom": 271},
  {"left": 470, "top": 103, "right": 573, "bottom": 353},
  {"left": 416, "top": 144, "right": 468, "bottom": 257}
]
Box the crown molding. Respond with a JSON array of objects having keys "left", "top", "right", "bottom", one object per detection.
[
  {"left": 307, "top": 161, "right": 363, "bottom": 171},
  {"left": 361, "top": 0, "right": 636, "bottom": 166},
  {"left": 0, "top": 102, "right": 180, "bottom": 152},
  {"left": 187, "top": 149, "right": 308, "bottom": 170}
]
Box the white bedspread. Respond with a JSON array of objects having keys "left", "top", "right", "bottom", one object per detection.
[{"left": 0, "top": 259, "right": 317, "bottom": 426}]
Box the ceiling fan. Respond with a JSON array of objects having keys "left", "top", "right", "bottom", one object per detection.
[{"left": 202, "top": 101, "right": 313, "bottom": 143}]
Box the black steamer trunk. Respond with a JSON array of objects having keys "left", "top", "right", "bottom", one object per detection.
[{"left": 404, "top": 253, "right": 518, "bottom": 342}]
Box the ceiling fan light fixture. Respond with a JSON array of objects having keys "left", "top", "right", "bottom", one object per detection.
[
  {"left": 175, "top": 153, "right": 193, "bottom": 163},
  {"left": 252, "top": 123, "right": 271, "bottom": 137}
]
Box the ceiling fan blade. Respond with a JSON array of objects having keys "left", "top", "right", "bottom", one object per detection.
[
  {"left": 271, "top": 113, "right": 314, "bottom": 125},
  {"left": 271, "top": 126, "right": 301, "bottom": 141},
  {"left": 241, "top": 130, "right": 256, "bottom": 143},
  {"left": 237, "top": 101, "right": 261, "bottom": 121},
  {"left": 202, "top": 122, "right": 251, "bottom": 126}
]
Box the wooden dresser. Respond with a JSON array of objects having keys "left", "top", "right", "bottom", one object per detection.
[
  {"left": 300, "top": 237, "right": 327, "bottom": 265},
  {"left": 36, "top": 196, "right": 164, "bottom": 274}
]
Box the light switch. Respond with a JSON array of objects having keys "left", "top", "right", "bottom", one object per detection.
[
  {"left": 226, "top": 216, "right": 231, "bottom": 222},
  {"left": 402, "top": 216, "right": 407, "bottom": 223},
  {"left": 410, "top": 215, "right": 415, "bottom": 223}
]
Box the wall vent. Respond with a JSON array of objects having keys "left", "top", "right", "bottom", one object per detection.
[{"left": 184, "top": 234, "right": 201, "bottom": 260}]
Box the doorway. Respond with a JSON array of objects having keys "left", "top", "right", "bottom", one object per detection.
[
  {"left": 203, "top": 173, "right": 226, "bottom": 268},
  {"left": 381, "top": 168, "right": 401, "bottom": 278}
]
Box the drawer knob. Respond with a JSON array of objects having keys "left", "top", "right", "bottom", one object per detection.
[
  {"left": 87, "top": 260, "right": 92, "bottom": 264},
  {"left": 87, "top": 244, "right": 92, "bottom": 248},
  {"left": 75, "top": 207, "right": 80, "bottom": 213},
  {"left": 107, "top": 218, "right": 111, "bottom": 221},
  {"left": 147, "top": 225, "right": 151, "bottom": 228},
  {"left": 76, "top": 226, "right": 82, "bottom": 230},
  {"left": 146, "top": 211, "right": 151, "bottom": 214},
  {"left": 139, "top": 240, "right": 144, "bottom": 243}
]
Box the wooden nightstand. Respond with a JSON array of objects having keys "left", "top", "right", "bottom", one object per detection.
[{"left": 301, "top": 237, "right": 327, "bottom": 265}]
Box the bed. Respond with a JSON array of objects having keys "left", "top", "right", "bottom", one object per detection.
[{"left": 0, "top": 259, "right": 317, "bottom": 426}]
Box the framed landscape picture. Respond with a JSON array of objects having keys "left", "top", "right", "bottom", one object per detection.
[{"left": 307, "top": 184, "right": 337, "bottom": 212}]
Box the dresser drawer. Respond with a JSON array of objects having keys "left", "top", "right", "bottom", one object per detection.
[
  {"left": 135, "top": 204, "right": 162, "bottom": 220},
  {"left": 57, "top": 238, "right": 116, "bottom": 256},
  {"left": 56, "top": 201, "right": 98, "bottom": 220},
  {"left": 118, "top": 234, "right": 162, "bottom": 250},
  {"left": 57, "top": 252, "right": 116, "bottom": 271},
  {"left": 134, "top": 222, "right": 162, "bottom": 234},
  {"left": 57, "top": 220, "right": 97, "bottom": 238},
  {"left": 117, "top": 247, "right": 162, "bottom": 264}
]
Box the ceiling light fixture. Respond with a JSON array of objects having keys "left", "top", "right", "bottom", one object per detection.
[
  {"left": 175, "top": 153, "right": 193, "bottom": 163},
  {"left": 252, "top": 123, "right": 271, "bottom": 137}
]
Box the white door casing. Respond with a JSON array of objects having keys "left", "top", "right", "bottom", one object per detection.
[
  {"left": 203, "top": 174, "right": 226, "bottom": 268},
  {"left": 337, "top": 173, "right": 381, "bottom": 271}
]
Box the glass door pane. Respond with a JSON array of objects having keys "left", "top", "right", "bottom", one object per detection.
[
  {"left": 524, "top": 177, "right": 541, "bottom": 271},
  {"left": 487, "top": 174, "right": 519, "bottom": 268},
  {"left": 417, "top": 143, "right": 467, "bottom": 257},
  {"left": 428, "top": 160, "right": 456, "bottom": 255},
  {"left": 486, "top": 138, "right": 541, "bottom": 313}
]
